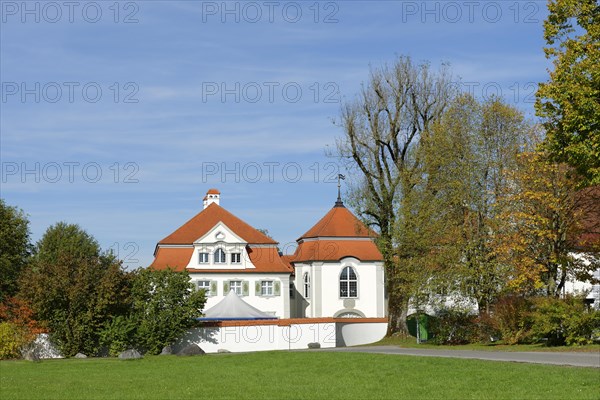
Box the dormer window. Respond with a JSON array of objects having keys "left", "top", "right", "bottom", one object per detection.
[
  {"left": 198, "top": 252, "right": 209, "bottom": 263},
  {"left": 231, "top": 252, "right": 241, "bottom": 263},
  {"left": 214, "top": 248, "right": 226, "bottom": 263}
]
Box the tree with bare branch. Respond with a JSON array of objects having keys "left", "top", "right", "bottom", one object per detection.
[{"left": 335, "top": 56, "right": 456, "bottom": 334}]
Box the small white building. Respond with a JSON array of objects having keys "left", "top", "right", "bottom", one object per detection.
[
  {"left": 286, "top": 197, "right": 385, "bottom": 318},
  {"left": 149, "top": 189, "right": 386, "bottom": 319}
]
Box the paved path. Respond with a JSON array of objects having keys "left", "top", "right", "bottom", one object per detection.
[{"left": 321, "top": 346, "right": 600, "bottom": 368}]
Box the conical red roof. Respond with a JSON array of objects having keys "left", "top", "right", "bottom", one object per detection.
[
  {"left": 298, "top": 205, "right": 376, "bottom": 240},
  {"left": 291, "top": 204, "right": 382, "bottom": 262}
]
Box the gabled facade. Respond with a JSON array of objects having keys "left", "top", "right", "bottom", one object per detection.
[
  {"left": 150, "top": 189, "right": 292, "bottom": 318},
  {"left": 149, "top": 189, "right": 386, "bottom": 319}
]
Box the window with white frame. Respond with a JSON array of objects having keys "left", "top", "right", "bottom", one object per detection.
[
  {"left": 230, "top": 280, "right": 242, "bottom": 295},
  {"left": 214, "top": 248, "right": 226, "bottom": 263},
  {"left": 340, "top": 266, "right": 358, "bottom": 298},
  {"left": 198, "top": 252, "right": 209, "bottom": 263},
  {"left": 303, "top": 273, "right": 310, "bottom": 299},
  {"left": 261, "top": 280, "right": 274, "bottom": 296},
  {"left": 197, "top": 280, "right": 211, "bottom": 295},
  {"left": 231, "top": 252, "right": 241, "bottom": 263}
]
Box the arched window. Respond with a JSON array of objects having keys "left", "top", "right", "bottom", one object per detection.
[
  {"left": 303, "top": 273, "right": 310, "bottom": 299},
  {"left": 214, "top": 248, "right": 226, "bottom": 263},
  {"left": 340, "top": 266, "right": 357, "bottom": 298}
]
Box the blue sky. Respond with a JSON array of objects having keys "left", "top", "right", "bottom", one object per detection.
[{"left": 1, "top": 0, "right": 550, "bottom": 268}]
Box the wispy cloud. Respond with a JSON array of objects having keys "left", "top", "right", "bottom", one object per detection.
[{"left": 1, "top": 0, "right": 550, "bottom": 264}]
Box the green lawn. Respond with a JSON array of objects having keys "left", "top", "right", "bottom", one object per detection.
[{"left": 1, "top": 351, "right": 598, "bottom": 399}]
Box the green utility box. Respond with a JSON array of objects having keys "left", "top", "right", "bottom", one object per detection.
[{"left": 406, "top": 313, "right": 434, "bottom": 342}]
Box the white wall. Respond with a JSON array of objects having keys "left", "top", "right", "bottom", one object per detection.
[
  {"left": 175, "top": 320, "right": 388, "bottom": 353},
  {"left": 292, "top": 259, "right": 385, "bottom": 318},
  {"left": 191, "top": 273, "right": 290, "bottom": 318},
  {"left": 176, "top": 322, "right": 335, "bottom": 353},
  {"left": 335, "top": 322, "right": 388, "bottom": 347}
]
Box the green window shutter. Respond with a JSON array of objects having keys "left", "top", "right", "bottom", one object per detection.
[
  {"left": 211, "top": 281, "right": 217, "bottom": 296},
  {"left": 274, "top": 281, "right": 281, "bottom": 296},
  {"left": 255, "top": 281, "right": 261, "bottom": 295},
  {"left": 223, "top": 281, "right": 230, "bottom": 294},
  {"left": 242, "top": 281, "right": 249, "bottom": 296}
]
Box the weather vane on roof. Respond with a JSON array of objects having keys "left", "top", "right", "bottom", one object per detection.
[{"left": 335, "top": 173, "right": 346, "bottom": 207}]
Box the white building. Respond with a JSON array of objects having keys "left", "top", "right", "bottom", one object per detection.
[
  {"left": 149, "top": 189, "right": 386, "bottom": 319},
  {"left": 150, "top": 189, "right": 292, "bottom": 318},
  {"left": 286, "top": 197, "right": 385, "bottom": 318}
]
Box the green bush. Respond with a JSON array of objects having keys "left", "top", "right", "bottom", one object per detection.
[
  {"left": 429, "top": 306, "right": 478, "bottom": 345},
  {"left": 564, "top": 310, "right": 600, "bottom": 346},
  {"left": 99, "top": 316, "right": 137, "bottom": 357},
  {"left": 0, "top": 322, "right": 27, "bottom": 359},
  {"left": 529, "top": 295, "right": 600, "bottom": 346}
]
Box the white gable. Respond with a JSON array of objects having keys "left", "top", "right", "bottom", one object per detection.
[
  {"left": 186, "top": 222, "right": 257, "bottom": 271},
  {"left": 194, "top": 222, "right": 246, "bottom": 245}
]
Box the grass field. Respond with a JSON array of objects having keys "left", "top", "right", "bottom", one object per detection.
[
  {"left": 373, "top": 335, "right": 600, "bottom": 352},
  {"left": 1, "top": 351, "right": 599, "bottom": 399}
]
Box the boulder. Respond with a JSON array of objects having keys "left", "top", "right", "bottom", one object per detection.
[
  {"left": 118, "top": 349, "right": 143, "bottom": 360},
  {"left": 74, "top": 353, "right": 87, "bottom": 358},
  {"left": 159, "top": 345, "right": 172, "bottom": 356},
  {"left": 176, "top": 344, "right": 205, "bottom": 356},
  {"left": 23, "top": 349, "right": 40, "bottom": 362},
  {"left": 27, "top": 334, "right": 62, "bottom": 359},
  {"left": 307, "top": 342, "right": 321, "bottom": 349}
]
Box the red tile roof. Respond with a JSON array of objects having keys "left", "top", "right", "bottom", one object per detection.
[
  {"left": 289, "top": 239, "right": 382, "bottom": 262},
  {"left": 285, "top": 204, "right": 383, "bottom": 263},
  {"left": 281, "top": 254, "right": 294, "bottom": 270},
  {"left": 207, "top": 188, "right": 221, "bottom": 195},
  {"left": 298, "top": 205, "right": 376, "bottom": 240},
  {"left": 150, "top": 195, "right": 383, "bottom": 273},
  {"left": 150, "top": 246, "right": 292, "bottom": 273},
  {"left": 150, "top": 197, "right": 290, "bottom": 273},
  {"left": 158, "top": 202, "right": 276, "bottom": 245},
  {"left": 150, "top": 247, "right": 194, "bottom": 271}
]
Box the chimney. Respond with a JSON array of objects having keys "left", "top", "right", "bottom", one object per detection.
[{"left": 203, "top": 188, "right": 221, "bottom": 209}]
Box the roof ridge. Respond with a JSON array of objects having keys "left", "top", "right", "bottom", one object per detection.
[
  {"left": 208, "top": 203, "right": 274, "bottom": 243},
  {"left": 298, "top": 205, "right": 374, "bottom": 240},
  {"left": 158, "top": 202, "right": 277, "bottom": 245}
]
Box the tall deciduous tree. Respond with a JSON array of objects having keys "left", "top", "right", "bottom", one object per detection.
[
  {"left": 414, "top": 94, "right": 531, "bottom": 313},
  {"left": 336, "top": 56, "right": 456, "bottom": 333},
  {"left": 495, "top": 151, "right": 600, "bottom": 296},
  {"left": 0, "top": 200, "right": 32, "bottom": 302},
  {"left": 34, "top": 222, "right": 101, "bottom": 265},
  {"left": 19, "top": 223, "right": 131, "bottom": 356},
  {"left": 536, "top": 0, "right": 600, "bottom": 184}
]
